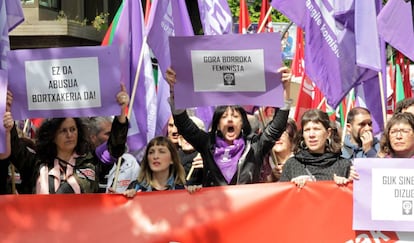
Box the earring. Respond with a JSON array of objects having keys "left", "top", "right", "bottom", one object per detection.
[
  {"left": 300, "top": 140, "right": 308, "bottom": 149},
  {"left": 326, "top": 138, "right": 331, "bottom": 148}
]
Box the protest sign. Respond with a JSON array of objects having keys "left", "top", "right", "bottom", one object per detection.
[
  {"left": 354, "top": 158, "right": 414, "bottom": 231},
  {"left": 8, "top": 45, "right": 121, "bottom": 119},
  {"left": 169, "top": 33, "right": 284, "bottom": 109}
]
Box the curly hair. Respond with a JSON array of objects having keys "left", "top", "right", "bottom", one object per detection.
[
  {"left": 35, "top": 118, "right": 90, "bottom": 163},
  {"left": 294, "top": 109, "right": 342, "bottom": 154},
  {"left": 380, "top": 113, "right": 414, "bottom": 156}
]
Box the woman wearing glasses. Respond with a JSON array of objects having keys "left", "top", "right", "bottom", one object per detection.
[{"left": 379, "top": 113, "right": 414, "bottom": 158}]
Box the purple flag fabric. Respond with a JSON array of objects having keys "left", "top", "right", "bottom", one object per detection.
[
  {"left": 1, "top": 0, "right": 24, "bottom": 70},
  {"left": 377, "top": 0, "right": 414, "bottom": 61},
  {"left": 0, "top": 0, "right": 23, "bottom": 153},
  {"left": 354, "top": 0, "right": 386, "bottom": 134},
  {"left": 172, "top": 0, "right": 194, "bottom": 36},
  {"left": 197, "top": 0, "right": 233, "bottom": 35},
  {"left": 6, "top": 0, "right": 24, "bottom": 32},
  {"left": 155, "top": 68, "right": 171, "bottom": 137},
  {"left": 111, "top": 0, "right": 157, "bottom": 152},
  {"left": 271, "top": 0, "right": 379, "bottom": 108},
  {"left": 146, "top": 0, "right": 194, "bottom": 75},
  {"left": 147, "top": 0, "right": 194, "bottom": 137},
  {"left": 355, "top": 0, "right": 381, "bottom": 71}
]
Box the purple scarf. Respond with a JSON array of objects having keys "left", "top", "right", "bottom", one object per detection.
[{"left": 213, "top": 136, "right": 246, "bottom": 183}]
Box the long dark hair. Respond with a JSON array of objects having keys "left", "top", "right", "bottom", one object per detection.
[
  {"left": 36, "top": 118, "right": 90, "bottom": 162},
  {"left": 209, "top": 105, "right": 252, "bottom": 142}
]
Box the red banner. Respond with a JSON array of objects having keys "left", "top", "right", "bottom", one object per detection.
[{"left": 0, "top": 182, "right": 405, "bottom": 243}]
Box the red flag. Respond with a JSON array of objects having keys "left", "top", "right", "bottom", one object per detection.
[
  {"left": 238, "top": 0, "right": 250, "bottom": 34},
  {"left": 404, "top": 55, "right": 412, "bottom": 99},
  {"left": 144, "top": 0, "right": 151, "bottom": 26},
  {"left": 291, "top": 28, "right": 304, "bottom": 78},
  {"left": 294, "top": 75, "right": 314, "bottom": 123},
  {"left": 258, "top": 0, "right": 273, "bottom": 33}
]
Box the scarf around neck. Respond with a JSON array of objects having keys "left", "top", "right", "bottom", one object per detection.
[
  {"left": 213, "top": 136, "right": 245, "bottom": 183},
  {"left": 295, "top": 149, "right": 341, "bottom": 167}
]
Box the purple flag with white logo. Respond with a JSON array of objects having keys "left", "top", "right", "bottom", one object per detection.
[
  {"left": 111, "top": 0, "right": 157, "bottom": 152},
  {"left": 271, "top": 0, "right": 379, "bottom": 108},
  {"left": 197, "top": 0, "right": 233, "bottom": 35},
  {"left": 377, "top": 0, "right": 414, "bottom": 61},
  {"left": 147, "top": 0, "right": 195, "bottom": 137}
]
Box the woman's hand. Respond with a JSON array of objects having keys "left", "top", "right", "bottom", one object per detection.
[
  {"left": 116, "top": 83, "right": 129, "bottom": 124},
  {"left": 347, "top": 166, "right": 359, "bottom": 181},
  {"left": 3, "top": 112, "right": 14, "bottom": 132},
  {"left": 277, "top": 66, "right": 292, "bottom": 100},
  {"left": 122, "top": 188, "right": 139, "bottom": 198},
  {"left": 6, "top": 90, "right": 13, "bottom": 112},
  {"left": 166, "top": 67, "right": 176, "bottom": 98},
  {"left": 291, "top": 175, "right": 315, "bottom": 188},
  {"left": 333, "top": 174, "right": 350, "bottom": 185},
  {"left": 185, "top": 185, "right": 202, "bottom": 194}
]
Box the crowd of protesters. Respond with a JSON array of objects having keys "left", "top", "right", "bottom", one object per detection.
[{"left": 1, "top": 66, "right": 414, "bottom": 196}]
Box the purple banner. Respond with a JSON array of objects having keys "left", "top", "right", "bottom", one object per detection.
[
  {"left": 169, "top": 33, "right": 284, "bottom": 109},
  {"left": 7, "top": 45, "right": 121, "bottom": 120},
  {"left": 354, "top": 158, "right": 414, "bottom": 232}
]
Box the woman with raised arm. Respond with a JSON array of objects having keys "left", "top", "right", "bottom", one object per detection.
[
  {"left": 3, "top": 84, "right": 130, "bottom": 194},
  {"left": 165, "top": 67, "right": 291, "bottom": 188}
]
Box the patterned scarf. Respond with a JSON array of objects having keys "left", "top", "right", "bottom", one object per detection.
[{"left": 213, "top": 136, "right": 245, "bottom": 183}]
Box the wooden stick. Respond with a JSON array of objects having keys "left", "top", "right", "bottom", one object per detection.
[
  {"left": 378, "top": 71, "right": 387, "bottom": 128},
  {"left": 257, "top": 6, "right": 273, "bottom": 33},
  {"left": 186, "top": 166, "right": 195, "bottom": 181},
  {"left": 316, "top": 97, "right": 326, "bottom": 110}
]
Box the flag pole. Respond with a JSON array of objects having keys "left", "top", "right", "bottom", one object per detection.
[
  {"left": 112, "top": 35, "right": 148, "bottom": 192},
  {"left": 341, "top": 89, "right": 354, "bottom": 144},
  {"left": 378, "top": 71, "right": 387, "bottom": 128},
  {"left": 257, "top": 6, "right": 273, "bottom": 33},
  {"left": 316, "top": 97, "right": 326, "bottom": 110}
]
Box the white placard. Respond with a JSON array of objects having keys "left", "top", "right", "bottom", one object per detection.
[
  {"left": 25, "top": 57, "right": 101, "bottom": 110},
  {"left": 372, "top": 168, "right": 414, "bottom": 221},
  {"left": 190, "top": 49, "right": 265, "bottom": 92}
]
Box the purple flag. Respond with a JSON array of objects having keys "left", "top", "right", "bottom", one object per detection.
[
  {"left": 111, "top": 0, "right": 157, "bottom": 152},
  {"left": 0, "top": 0, "right": 23, "bottom": 153},
  {"left": 197, "top": 0, "right": 233, "bottom": 35},
  {"left": 377, "top": 0, "right": 414, "bottom": 61},
  {"left": 6, "top": 0, "right": 24, "bottom": 32},
  {"left": 147, "top": 0, "right": 194, "bottom": 137},
  {"left": 1, "top": 0, "right": 24, "bottom": 70},
  {"left": 271, "top": 0, "right": 379, "bottom": 108},
  {"left": 354, "top": 0, "right": 386, "bottom": 134},
  {"left": 146, "top": 0, "right": 194, "bottom": 75},
  {"left": 155, "top": 68, "right": 171, "bottom": 137},
  {"left": 355, "top": 0, "right": 382, "bottom": 71}
]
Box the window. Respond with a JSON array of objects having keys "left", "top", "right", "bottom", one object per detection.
[{"left": 39, "top": 0, "right": 59, "bottom": 9}]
